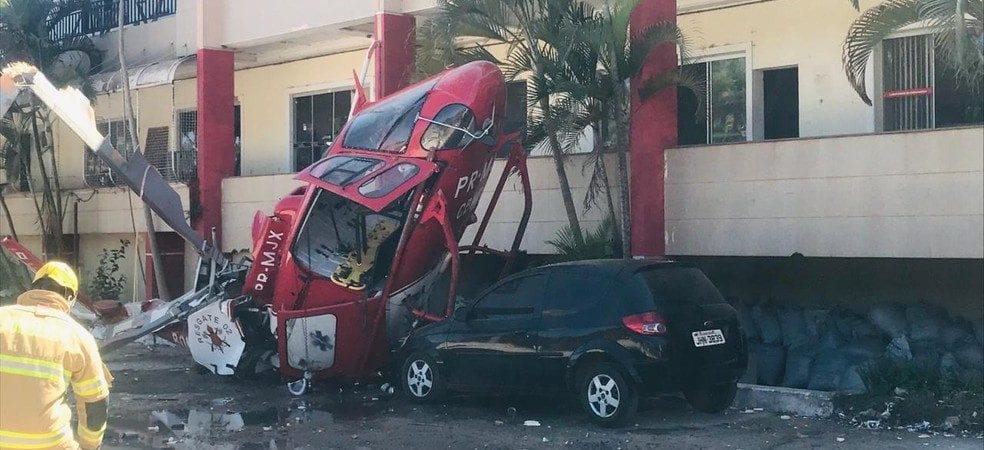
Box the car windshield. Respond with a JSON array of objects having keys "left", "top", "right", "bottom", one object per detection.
[
  {"left": 342, "top": 80, "right": 436, "bottom": 152},
  {"left": 636, "top": 267, "right": 724, "bottom": 306},
  {"left": 292, "top": 189, "right": 406, "bottom": 290}
]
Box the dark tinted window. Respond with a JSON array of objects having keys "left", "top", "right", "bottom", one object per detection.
[
  {"left": 342, "top": 81, "right": 434, "bottom": 152},
  {"left": 636, "top": 267, "right": 724, "bottom": 306},
  {"left": 543, "top": 271, "right": 610, "bottom": 317},
  {"left": 472, "top": 274, "right": 543, "bottom": 318}
]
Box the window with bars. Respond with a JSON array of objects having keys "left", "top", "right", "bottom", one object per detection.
[
  {"left": 881, "top": 34, "right": 983, "bottom": 131},
  {"left": 677, "top": 56, "right": 748, "bottom": 145},
  {"left": 293, "top": 90, "right": 352, "bottom": 172},
  {"left": 85, "top": 120, "right": 135, "bottom": 187},
  {"left": 175, "top": 106, "right": 242, "bottom": 180}
]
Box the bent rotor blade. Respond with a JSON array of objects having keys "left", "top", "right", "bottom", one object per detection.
[
  {"left": 0, "top": 63, "right": 223, "bottom": 264},
  {"left": 97, "top": 287, "right": 217, "bottom": 353}
]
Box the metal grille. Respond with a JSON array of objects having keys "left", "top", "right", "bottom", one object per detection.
[
  {"left": 48, "top": 0, "right": 177, "bottom": 41},
  {"left": 85, "top": 120, "right": 134, "bottom": 187},
  {"left": 174, "top": 110, "right": 198, "bottom": 182},
  {"left": 882, "top": 35, "right": 934, "bottom": 131}
]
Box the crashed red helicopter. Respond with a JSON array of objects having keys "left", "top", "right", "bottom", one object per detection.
[{"left": 0, "top": 60, "right": 532, "bottom": 393}]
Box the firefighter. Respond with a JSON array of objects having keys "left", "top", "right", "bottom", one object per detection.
[{"left": 0, "top": 261, "right": 112, "bottom": 450}]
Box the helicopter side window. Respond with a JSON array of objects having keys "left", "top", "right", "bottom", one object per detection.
[
  {"left": 420, "top": 104, "right": 478, "bottom": 151},
  {"left": 292, "top": 189, "right": 405, "bottom": 291},
  {"left": 342, "top": 80, "right": 435, "bottom": 153},
  {"left": 307, "top": 156, "right": 385, "bottom": 186},
  {"left": 358, "top": 163, "right": 420, "bottom": 198}
]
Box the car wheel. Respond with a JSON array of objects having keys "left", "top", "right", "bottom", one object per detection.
[
  {"left": 684, "top": 382, "right": 738, "bottom": 413},
  {"left": 402, "top": 353, "right": 445, "bottom": 403},
  {"left": 577, "top": 362, "right": 638, "bottom": 427}
]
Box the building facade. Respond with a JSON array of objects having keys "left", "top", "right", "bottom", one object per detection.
[{"left": 1, "top": 0, "right": 981, "bottom": 314}]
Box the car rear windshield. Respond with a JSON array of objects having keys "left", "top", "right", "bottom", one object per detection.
[{"left": 635, "top": 267, "right": 725, "bottom": 307}]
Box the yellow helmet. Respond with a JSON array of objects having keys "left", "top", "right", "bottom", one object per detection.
[{"left": 33, "top": 261, "right": 79, "bottom": 294}]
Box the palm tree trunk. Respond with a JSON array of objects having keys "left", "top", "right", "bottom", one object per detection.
[
  {"left": 614, "top": 98, "right": 631, "bottom": 259},
  {"left": 539, "top": 97, "right": 583, "bottom": 242}
]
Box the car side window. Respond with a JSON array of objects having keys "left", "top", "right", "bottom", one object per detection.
[
  {"left": 542, "top": 272, "right": 610, "bottom": 325},
  {"left": 471, "top": 274, "right": 544, "bottom": 320}
]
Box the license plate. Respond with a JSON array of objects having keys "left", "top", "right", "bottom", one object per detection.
[{"left": 692, "top": 329, "right": 725, "bottom": 347}]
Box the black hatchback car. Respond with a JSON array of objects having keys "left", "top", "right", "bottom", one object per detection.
[{"left": 396, "top": 259, "right": 748, "bottom": 426}]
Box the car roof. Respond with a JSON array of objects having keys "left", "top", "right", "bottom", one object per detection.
[{"left": 536, "top": 258, "right": 685, "bottom": 278}]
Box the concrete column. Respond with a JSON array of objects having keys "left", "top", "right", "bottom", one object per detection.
[
  {"left": 629, "top": 0, "right": 678, "bottom": 257},
  {"left": 373, "top": 12, "right": 416, "bottom": 98},
  {"left": 195, "top": 0, "right": 234, "bottom": 249}
]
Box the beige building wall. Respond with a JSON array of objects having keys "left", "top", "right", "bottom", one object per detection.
[
  {"left": 665, "top": 126, "right": 984, "bottom": 258},
  {"left": 677, "top": 0, "right": 880, "bottom": 137}
]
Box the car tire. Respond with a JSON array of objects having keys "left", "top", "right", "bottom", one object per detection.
[
  {"left": 402, "top": 353, "right": 445, "bottom": 403},
  {"left": 684, "top": 382, "right": 738, "bottom": 413},
  {"left": 577, "top": 362, "right": 638, "bottom": 427}
]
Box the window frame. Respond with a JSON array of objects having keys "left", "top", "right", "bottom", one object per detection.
[
  {"left": 288, "top": 84, "right": 355, "bottom": 172},
  {"left": 84, "top": 117, "right": 136, "bottom": 187},
  {"left": 469, "top": 273, "right": 545, "bottom": 320},
  {"left": 677, "top": 43, "right": 753, "bottom": 145}
]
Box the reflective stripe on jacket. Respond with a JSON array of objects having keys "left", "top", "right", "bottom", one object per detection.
[{"left": 0, "top": 290, "right": 113, "bottom": 450}]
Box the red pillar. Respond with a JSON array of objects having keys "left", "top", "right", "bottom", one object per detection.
[
  {"left": 373, "top": 13, "right": 416, "bottom": 98},
  {"left": 195, "top": 48, "right": 235, "bottom": 249},
  {"left": 629, "top": 0, "right": 678, "bottom": 257}
]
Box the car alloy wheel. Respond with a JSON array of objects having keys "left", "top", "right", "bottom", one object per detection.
[
  {"left": 406, "top": 359, "right": 433, "bottom": 398},
  {"left": 577, "top": 362, "right": 637, "bottom": 426},
  {"left": 587, "top": 373, "right": 621, "bottom": 418}
]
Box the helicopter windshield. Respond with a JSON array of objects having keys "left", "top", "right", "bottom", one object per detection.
[
  {"left": 342, "top": 80, "right": 436, "bottom": 152},
  {"left": 292, "top": 188, "right": 405, "bottom": 291}
]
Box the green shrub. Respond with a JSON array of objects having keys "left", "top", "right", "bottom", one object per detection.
[
  {"left": 87, "top": 239, "right": 130, "bottom": 301},
  {"left": 546, "top": 216, "right": 621, "bottom": 261}
]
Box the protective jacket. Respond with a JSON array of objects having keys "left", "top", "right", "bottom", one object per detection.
[{"left": 0, "top": 290, "right": 112, "bottom": 450}]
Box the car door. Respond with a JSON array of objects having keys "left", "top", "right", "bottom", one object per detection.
[
  {"left": 440, "top": 273, "right": 545, "bottom": 392},
  {"left": 537, "top": 270, "right": 613, "bottom": 387}
]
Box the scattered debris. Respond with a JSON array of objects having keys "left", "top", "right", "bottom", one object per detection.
[
  {"left": 836, "top": 437, "right": 845, "bottom": 442},
  {"left": 523, "top": 420, "right": 541, "bottom": 427},
  {"left": 780, "top": 415, "right": 791, "bottom": 420}
]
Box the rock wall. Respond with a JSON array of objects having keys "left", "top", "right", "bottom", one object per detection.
[{"left": 735, "top": 299, "right": 984, "bottom": 392}]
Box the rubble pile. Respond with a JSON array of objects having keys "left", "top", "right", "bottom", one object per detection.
[{"left": 733, "top": 300, "right": 984, "bottom": 392}]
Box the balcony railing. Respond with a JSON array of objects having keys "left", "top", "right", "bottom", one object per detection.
[{"left": 48, "top": 0, "right": 177, "bottom": 41}]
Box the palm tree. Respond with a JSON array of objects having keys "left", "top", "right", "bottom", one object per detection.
[
  {"left": 435, "top": 0, "right": 589, "bottom": 243},
  {"left": 0, "top": 0, "right": 102, "bottom": 257},
  {"left": 532, "top": 0, "right": 698, "bottom": 258},
  {"left": 844, "top": 0, "right": 983, "bottom": 105}
]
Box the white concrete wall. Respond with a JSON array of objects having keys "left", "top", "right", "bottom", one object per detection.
[
  {"left": 222, "top": 175, "right": 304, "bottom": 252},
  {"left": 214, "top": 0, "right": 377, "bottom": 48},
  {"left": 462, "top": 154, "right": 620, "bottom": 254},
  {"left": 665, "top": 126, "right": 984, "bottom": 258}
]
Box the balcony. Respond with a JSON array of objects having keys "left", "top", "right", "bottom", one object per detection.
[{"left": 48, "top": 0, "right": 176, "bottom": 41}]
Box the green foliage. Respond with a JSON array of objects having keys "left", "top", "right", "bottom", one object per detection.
[
  {"left": 546, "top": 215, "right": 621, "bottom": 261},
  {"left": 860, "top": 358, "right": 984, "bottom": 396},
  {"left": 843, "top": 0, "right": 984, "bottom": 105},
  {"left": 0, "top": 249, "right": 32, "bottom": 305},
  {"left": 87, "top": 239, "right": 130, "bottom": 301}
]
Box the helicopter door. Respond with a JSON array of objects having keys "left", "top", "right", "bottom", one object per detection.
[{"left": 285, "top": 313, "right": 337, "bottom": 370}]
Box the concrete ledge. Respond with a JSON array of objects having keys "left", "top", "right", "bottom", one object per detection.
[{"left": 733, "top": 383, "right": 835, "bottom": 417}]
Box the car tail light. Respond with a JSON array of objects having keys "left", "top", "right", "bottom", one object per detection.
[{"left": 622, "top": 311, "right": 668, "bottom": 336}]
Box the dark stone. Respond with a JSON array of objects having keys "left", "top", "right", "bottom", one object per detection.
[
  {"left": 778, "top": 307, "right": 810, "bottom": 348},
  {"left": 752, "top": 304, "right": 782, "bottom": 345},
  {"left": 954, "top": 344, "right": 984, "bottom": 370},
  {"left": 910, "top": 340, "right": 940, "bottom": 372},
  {"left": 940, "top": 353, "right": 960, "bottom": 377},
  {"left": 781, "top": 345, "right": 814, "bottom": 389},
  {"left": 885, "top": 336, "right": 912, "bottom": 361},
  {"left": 906, "top": 303, "right": 948, "bottom": 343},
  {"left": 752, "top": 343, "right": 786, "bottom": 386},
  {"left": 840, "top": 365, "right": 867, "bottom": 392},
  {"left": 940, "top": 318, "right": 976, "bottom": 350},
  {"left": 869, "top": 303, "right": 907, "bottom": 339},
  {"left": 842, "top": 336, "right": 887, "bottom": 361},
  {"left": 732, "top": 299, "right": 759, "bottom": 342},
  {"left": 802, "top": 309, "right": 830, "bottom": 341},
  {"left": 808, "top": 349, "right": 849, "bottom": 391}
]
